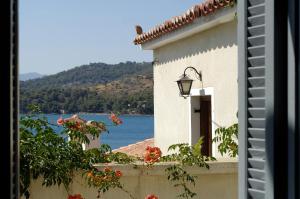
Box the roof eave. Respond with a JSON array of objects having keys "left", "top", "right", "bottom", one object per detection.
[{"left": 140, "top": 5, "right": 236, "bottom": 50}]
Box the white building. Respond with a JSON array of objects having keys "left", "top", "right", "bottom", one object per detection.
[{"left": 134, "top": 0, "right": 237, "bottom": 158}]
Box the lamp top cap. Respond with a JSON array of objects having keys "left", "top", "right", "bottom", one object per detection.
[{"left": 177, "top": 75, "right": 193, "bottom": 82}]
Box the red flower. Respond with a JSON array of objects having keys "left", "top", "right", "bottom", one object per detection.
[
  {"left": 115, "top": 170, "right": 122, "bottom": 177},
  {"left": 109, "top": 113, "right": 123, "bottom": 125},
  {"left": 144, "top": 146, "right": 162, "bottom": 163},
  {"left": 62, "top": 115, "right": 86, "bottom": 131},
  {"left": 68, "top": 194, "right": 84, "bottom": 199},
  {"left": 57, "top": 117, "right": 64, "bottom": 125},
  {"left": 145, "top": 194, "right": 158, "bottom": 199}
]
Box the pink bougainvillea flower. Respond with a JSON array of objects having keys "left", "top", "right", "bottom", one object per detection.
[
  {"left": 144, "top": 146, "right": 162, "bottom": 163},
  {"left": 145, "top": 194, "right": 159, "bottom": 199},
  {"left": 109, "top": 113, "right": 123, "bottom": 125},
  {"left": 57, "top": 117, "right": 64, "bottom": 125},
  {"left": 62, "top": 114, "right": 87, "bottom": 131},
  {"left": 64, "top": 114, "right": 86, "bottom": 124}
]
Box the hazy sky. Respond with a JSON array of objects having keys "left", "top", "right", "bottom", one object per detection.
[{"left": 20, "top": 0, "right": 202, "bottom": 74}]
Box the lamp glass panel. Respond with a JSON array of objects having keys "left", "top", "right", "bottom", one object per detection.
[
  {"left": 181, "top": 80, "right": 193, "bottom": 95},
  {"left": 177, "top": 81, "right": 183, "bottom": 94}
]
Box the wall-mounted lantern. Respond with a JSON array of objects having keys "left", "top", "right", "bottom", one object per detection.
[{"left": 176, "top": 66, "right": 202, "bottom": 98}]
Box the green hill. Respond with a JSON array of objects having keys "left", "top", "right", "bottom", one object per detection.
[{"left": 20, "top": 61, "right": 153, "bottom": 114}]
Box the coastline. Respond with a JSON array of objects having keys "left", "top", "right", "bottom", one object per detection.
[{"left": 20, "top": 112, "right": 154, "bottom": 150}]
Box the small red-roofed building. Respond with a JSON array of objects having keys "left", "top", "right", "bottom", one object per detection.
[{"left": 112, "top": 138, "right": 154, "bottom": 158}]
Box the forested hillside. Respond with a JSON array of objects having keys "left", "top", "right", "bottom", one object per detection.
[{"left": 20, "top": 61, "right": 153, "bottom": 114}]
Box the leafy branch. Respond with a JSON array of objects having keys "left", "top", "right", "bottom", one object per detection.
[
  {"left": 161, "top": 137, "right": 216, "bottom": 199},
  {"left": 20, "top": 105, "right": 221, "bottom": 199},
  {"left": 20, "top": 106, "right": 134, "bottom": 199},
  {"left": 212, "top": 123, "right": 238, "bottom": 157}
]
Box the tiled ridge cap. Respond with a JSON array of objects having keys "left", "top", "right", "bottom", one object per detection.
[
  {"left": 133, "top": 0, "right": 234, "bottom": 45},
  {"left": 112, "top": 138, "right": 154, "bottom": 151}
]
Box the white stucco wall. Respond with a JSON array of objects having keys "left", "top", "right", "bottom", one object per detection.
[
  {"left": 23, "top": 161, "right": 237, "bottom": 199},
  {"left": 152, "top": 19, "right": 238, "bottom": 157}
]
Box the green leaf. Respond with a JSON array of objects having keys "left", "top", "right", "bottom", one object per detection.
[{"left": 192, "top": 137, "right": 204, "bottom": 156}]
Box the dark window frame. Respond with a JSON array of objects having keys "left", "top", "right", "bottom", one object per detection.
[
  {"left": 238, "top": 0, "right": 299, "bottom": 198},
  {"left": 1, "top": 0, "right": 19, "bottom": 198},
  {"left": 3, "top": 0, "right": 300, "bottom": 198}
]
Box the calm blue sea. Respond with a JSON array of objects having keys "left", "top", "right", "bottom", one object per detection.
[{"left": 26, "top": 114, "right": 154, "bottom": 150}]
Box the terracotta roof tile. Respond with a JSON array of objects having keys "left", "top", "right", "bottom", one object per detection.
[
  {"left": 133, "top": 0, "right": 234, "bottom": 45},
  {"left": 112, "top": 138, "right": 154, "bottom": 157}
]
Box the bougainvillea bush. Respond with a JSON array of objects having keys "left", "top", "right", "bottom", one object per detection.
[
  {"left": 20, "top": 105, "right": 130, "bottom": 199},
  {"left": 20, "top": 105, "right": 218, "bottom": 199}
]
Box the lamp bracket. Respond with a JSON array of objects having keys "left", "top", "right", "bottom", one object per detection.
[{"left": 183, "top": 66, "right": 202, "bottom": 81}]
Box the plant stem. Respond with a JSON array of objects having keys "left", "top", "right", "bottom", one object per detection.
[{"left": 119, "top": 187, "right": 136, "bottom": 199}]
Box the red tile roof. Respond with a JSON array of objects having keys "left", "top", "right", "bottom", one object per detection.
[
  {"left": 112, "top": 138, "right": 154, "bottom": 157},
  {"left": 134, "top": 0, "right": 235, "bottom": 45}
]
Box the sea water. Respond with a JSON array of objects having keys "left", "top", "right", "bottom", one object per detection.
[{"left": 22, "top": 113, "right": 154, "bottom": 150}]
